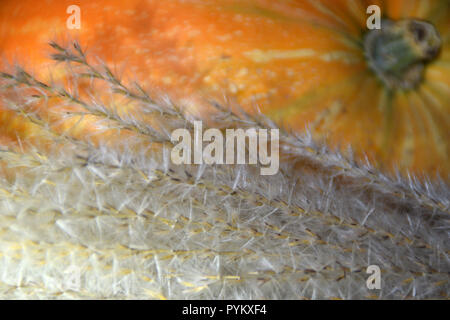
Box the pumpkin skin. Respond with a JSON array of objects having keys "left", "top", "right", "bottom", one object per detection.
[{"left": 0, "top": 0, "right": 449, "bottom": 177}]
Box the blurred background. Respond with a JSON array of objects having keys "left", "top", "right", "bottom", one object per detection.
[{"left": 0, "top": 0, "right": 449, "bottom": 178}]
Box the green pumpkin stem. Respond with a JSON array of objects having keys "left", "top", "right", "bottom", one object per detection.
[{"left": 364, "top": 19, "right": 442, "bottom": 90}]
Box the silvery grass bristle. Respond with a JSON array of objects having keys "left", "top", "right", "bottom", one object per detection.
[{"left": 0, "top": 41, "right": 448, "bottom": 299}]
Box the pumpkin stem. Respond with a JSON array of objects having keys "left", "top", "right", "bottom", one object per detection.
[{"left": 364, "top": 19, "right": 441, "bottom": 90}]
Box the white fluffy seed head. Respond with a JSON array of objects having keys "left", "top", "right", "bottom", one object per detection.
[{"left": 0, "top": 42, "right": 448, "bottom": 299}]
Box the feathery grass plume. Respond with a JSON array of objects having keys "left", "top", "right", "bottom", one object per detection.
[{"left": 0, "top": 41, "right": 448, "bottom": 299}]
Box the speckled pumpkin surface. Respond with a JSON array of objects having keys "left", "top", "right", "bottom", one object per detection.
[{"left": 0, "top": 0, "right": 449, "bottom": 178}]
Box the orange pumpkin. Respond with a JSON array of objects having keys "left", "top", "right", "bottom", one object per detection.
[{"left": 0, "top": 0, "right": 449, "bottom": 177}]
